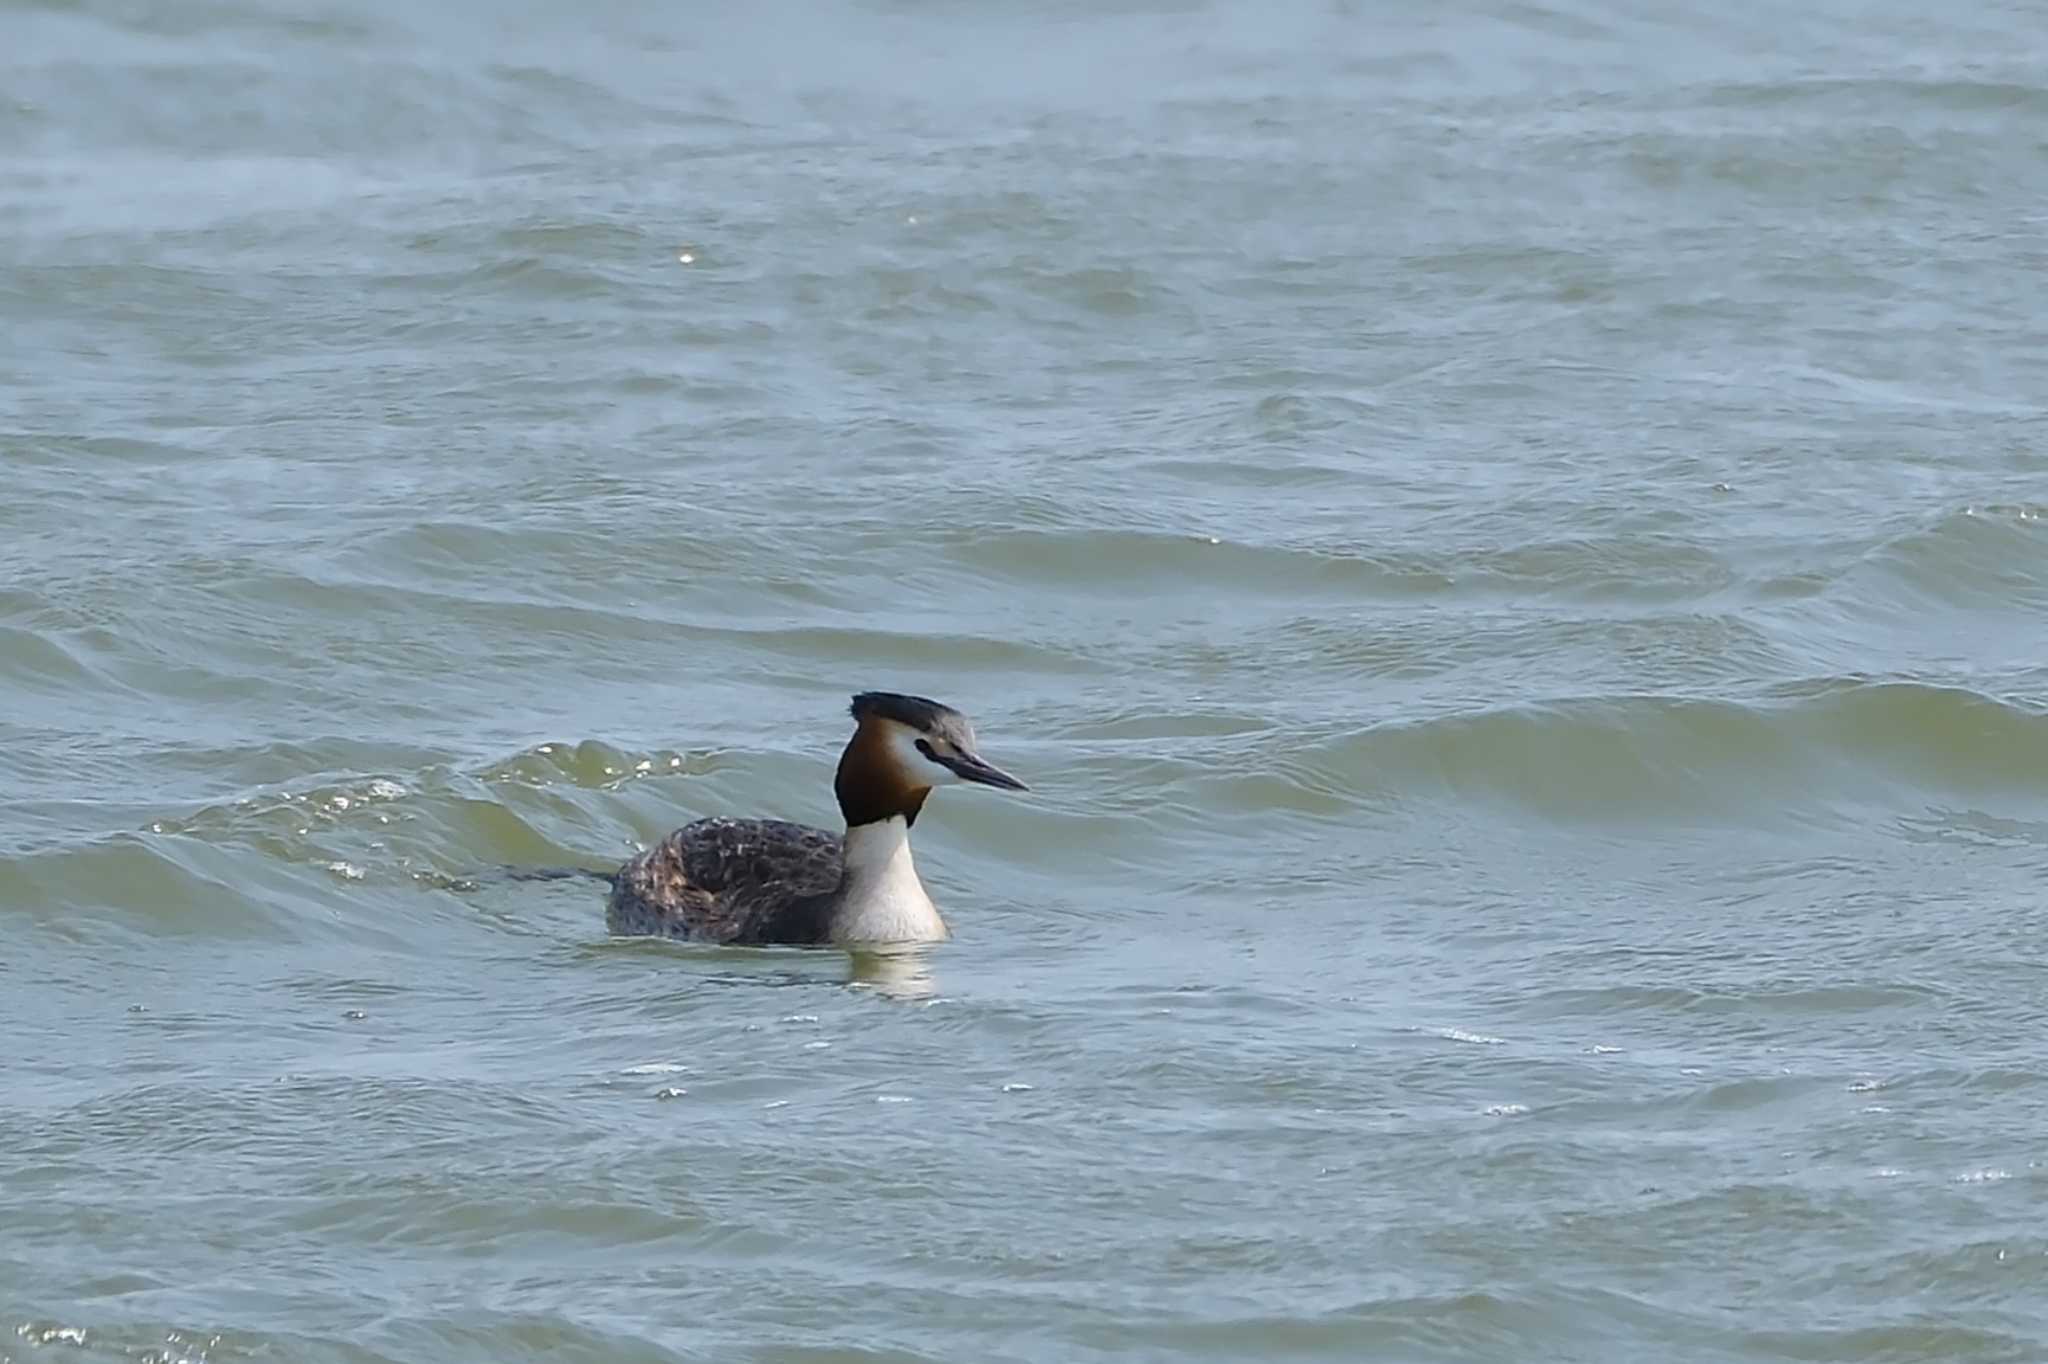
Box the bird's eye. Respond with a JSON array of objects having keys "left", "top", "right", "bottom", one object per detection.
[{"left": 915, "top": 739, "right": 937, "bottom": 759}]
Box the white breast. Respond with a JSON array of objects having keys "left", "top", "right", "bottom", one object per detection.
[{"left": 831, "top": 817, "right": 949, "bottom": 945}]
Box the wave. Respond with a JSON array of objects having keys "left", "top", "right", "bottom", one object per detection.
[
  {"left": 1315, "top": 679, "right": 2048, "bottom": 820},
  {"left": 1070, "top": 678, "right": 2048, "bottom": 828},
  {"left": 3, "top": 674, "right": 2040, "bottom": 949}
]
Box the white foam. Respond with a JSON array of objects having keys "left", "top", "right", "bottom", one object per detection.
[{"left": 19, "top": 1326, "right": 87, "bottom": 1346}]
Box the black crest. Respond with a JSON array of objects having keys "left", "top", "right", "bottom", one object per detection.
[{"left": 848, "top": 691, "right": 966, "bottom": 737}]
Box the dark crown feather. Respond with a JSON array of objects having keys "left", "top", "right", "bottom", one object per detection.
[{"left": 848, "top": 691, "right": 970, "bottom": 740}]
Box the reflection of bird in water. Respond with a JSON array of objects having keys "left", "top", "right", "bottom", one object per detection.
[
  {"left": 606, "top": 693, "right": 1027, "bottom": 946},
  {"left": 845, "top": 946, "right": 940, "bottom": 1002}
]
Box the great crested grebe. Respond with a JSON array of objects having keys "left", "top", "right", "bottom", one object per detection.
[{"left": 605, "top": 692, "right": 1027, "bottom": 946}]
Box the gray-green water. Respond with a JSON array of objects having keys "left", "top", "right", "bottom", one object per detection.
[{"left": 6, "top": 0, "right": 2048, "bottom": 1359}]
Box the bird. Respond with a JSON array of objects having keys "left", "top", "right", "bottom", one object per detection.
[{"left": 605, "top": 692, "right": 1027, "bottom": 946}]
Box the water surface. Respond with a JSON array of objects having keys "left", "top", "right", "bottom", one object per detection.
[{"left": 5, "top": 0, "right": 2048, "bottom": 1360}]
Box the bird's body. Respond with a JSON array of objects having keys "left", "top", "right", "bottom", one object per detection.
[
  {"left": 607, "top": 817, "right": 844, "bottom": 944},
  {"left": 603, "top": 693, "right": 1025, "bottom": 947}
]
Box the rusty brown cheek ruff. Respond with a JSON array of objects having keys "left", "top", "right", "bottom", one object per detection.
[{"left": 833, "top": 721, "right": 931, "bottom": 829}]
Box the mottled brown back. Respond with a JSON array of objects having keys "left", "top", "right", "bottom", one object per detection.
[{"left": 607, "top": 817, "right": 844, "bottom": 945}]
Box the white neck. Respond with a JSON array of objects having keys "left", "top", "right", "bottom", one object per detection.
[{"left": 830, "top": 816, "right": 948, "bottom": 945}]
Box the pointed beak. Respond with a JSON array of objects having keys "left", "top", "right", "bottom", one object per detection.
[{"left": 943, "top": 749, "right": 1029, "bottom": 792}]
